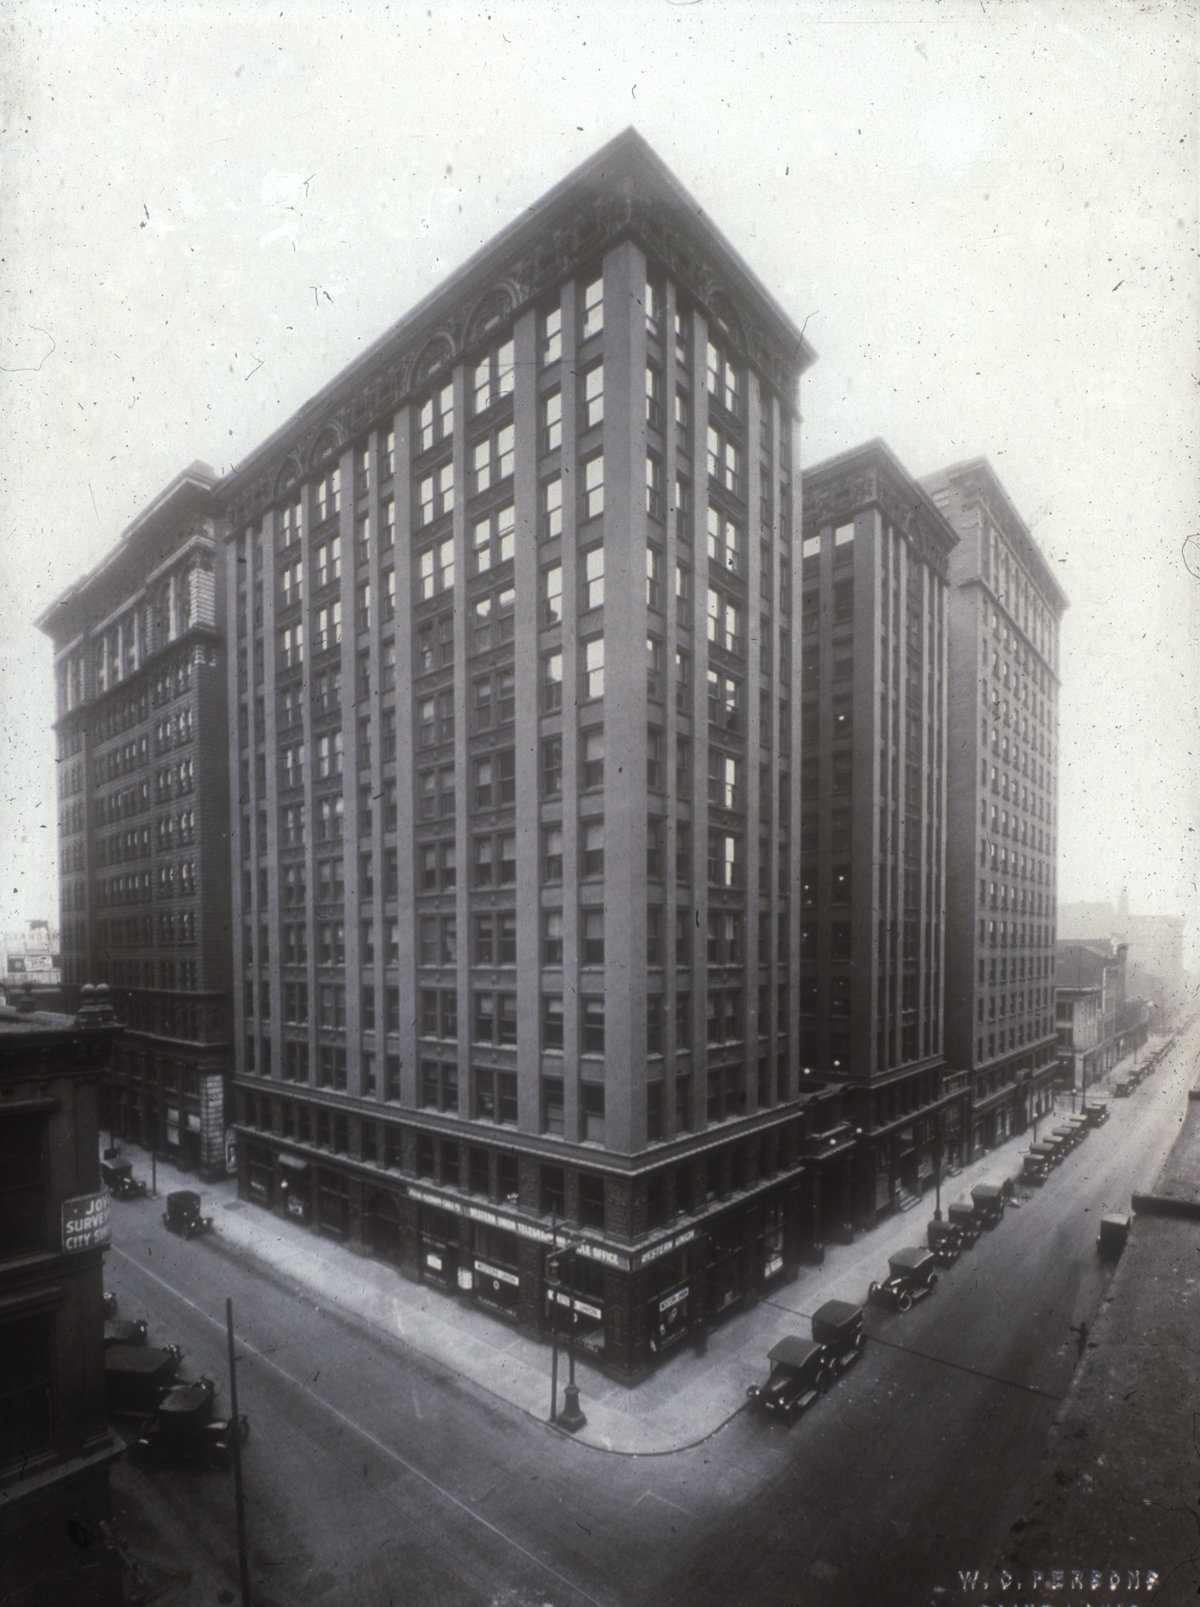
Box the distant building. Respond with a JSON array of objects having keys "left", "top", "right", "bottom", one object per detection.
[
  {"left": 36, "top": 466, "right": 234, "bottom": 1178},
  {"left": 219, "top": 129, "right": 818, "bottom": 1379},
  {"left": 1055, "top": 939, "right": 1146, "bottom": 1084},
  {"left": 2, "top": 919, "right": 62, "bottom": 1003},
  {"left": 1059, "top": 897, "right": 1187, "bottom": 1020},
  {"left": 922, "top": 460, "right": 1068, "bottom": 1156},
  {"left": 0, "top": 988, "right": 125, "bottom": 1607},
  {"left": 800, "top": 441, "right": 963, "bottom": 1221}
]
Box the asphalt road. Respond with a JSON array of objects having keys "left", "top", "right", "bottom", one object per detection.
[{"left": 105, "top": 1031, "right": 1195, "bottom": 1607}]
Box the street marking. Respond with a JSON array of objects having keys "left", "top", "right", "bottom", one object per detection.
[
  {"left": 631, "top": 1489, "right": 698, "bottom": 1519},
  {"left": 111, "top": 1246, "right": 608, "bottom": 1607}
]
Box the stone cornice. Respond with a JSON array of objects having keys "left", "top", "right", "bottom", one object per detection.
[{"left": 803, "top": 439, "right": 959, "bottom": 582}]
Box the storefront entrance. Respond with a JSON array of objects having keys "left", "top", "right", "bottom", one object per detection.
[
  {"left": 419, "top": 1206, "right": 460, "bottom": 1290},
  {"left": 366, "top": 1190, "right": 403, "bottom": 1266}
]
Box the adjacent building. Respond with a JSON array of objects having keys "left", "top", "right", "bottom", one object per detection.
[
  {"left": 922, "top": 459, "right": 1068, "bottom": 1156},
  {"left": 221, "top": 129, "right": 817, "bottom": 1378},
  {"left": 799, "top": 441, "right": 963, "bottom": 1223},
  {"left": 37, "top": 466, "right": 234, "bottom": 1177},
  {"left": 0, "top": 989, "right": 125, "bottom": 1607},
  {"left": 1055, "top": 938, "right": 1147, "bottom": 1085}
]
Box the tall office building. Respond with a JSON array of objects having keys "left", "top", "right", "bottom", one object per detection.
[
  {"left": 922, "top": 459, "right": 1067, "bottom": 1155},
  {"left": 799, "top": 442, "right": 961, "bottom": 1225},
  {"left": 37, "top": 466, "right": 233, "bottom": 1176},
  {"left": 222, "top": 130, "right": 815, "bottom": 1379}
]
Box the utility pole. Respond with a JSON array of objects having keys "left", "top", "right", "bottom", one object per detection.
[
  {"left": 225, "top": 1299, "right": 252, "bottom": 1607},
  {"left": 558, "top": 1242, "right": 586, "bottom": 1433}
]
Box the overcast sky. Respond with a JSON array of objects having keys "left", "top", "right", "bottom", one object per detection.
[{"left": 2, "top": 0, "right": 1196, "bottom": 963}]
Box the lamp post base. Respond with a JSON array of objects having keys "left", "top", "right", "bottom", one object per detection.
[{"left": 558, "top": 1383, "right": 587, "bottom": 1433}]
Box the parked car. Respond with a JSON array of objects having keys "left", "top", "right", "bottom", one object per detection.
[
  {"left": 1051, "top": 1125, "right": 1082, "bottom": 1155},
  {"left": 810, "top": 1300, "right": 868, "bottom": 1377},
  {"left": 1113, "top": 1078, "right": 1133, "bottom": 1098},
  {"left": 1063, "top": 1116, "right": 1090, "bottom": 1146},
  {"left": 105, "top": 1344, "right": 185, "bottom": 1418},
  {"left": 1097, "top": 1212, "right": 1131, "bottom": 1259},
  {"left": 868, "top": 1247, "right": 939, "bottom": 1312},
  {"left": 946, "top": 1200, "right": 982, "bottom": 1245},
  {"left": 104, "top": 1318, "right": 148, "bottom": 1349},
  {"left": 1082, "top": 1100, "right": 1110, "bottom": 1127},
  {"left": 1021, "top": 1150, "right": 1051, "bottom": 1184},
  {"left": 162, "top": 1190, "right": 213, "bottom": 1239},
  {"left": 970, "top": 1184, "right": 1005, "bottom": 1227},
  {"left": 747, "top": 1302, "right": 866, "bottom": 1424},
  {"left": 101, "top": 1158, "right": 148, "bottom": 1199},
  {"left": 926, "top": 1218, "right": 963, "bottom": 1265},
  {"left": 130, "top": 1377, "right": 249, "bottom": 1472}
]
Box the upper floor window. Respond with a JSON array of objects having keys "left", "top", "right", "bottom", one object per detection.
[
  {"left": 542, "top": 304, "right": 562, "bottom": 366},
  {"left": 582, "top": 454, "right": 604, "bottom": 522},
  {"left": 706, "top": 506, "right": 743, "bottom": 575},
  {"left": 707, "top": 425, "right": 743, "bottom": 498},
  {"left": 706, "top": 339, "right": 742, "bottom": 418},
  {"left": 473, "top": 338, "right": 515, "bottom": 417},
  {"left": 417, "top": 462, "right": 454, "bottom": 527},
  {"left": 707, "top": 587, "right": 744, "bottom": 656},
  {"left": 581, "top": 362, "right": 604, "bottom": 431},
  {"left": 471, "top": 585, "right": 515, "bottom": 653},
  {"left": 417, "top": 537, "right": 454, "bottom": 601},
  {"left": 540, "top": 475, "right": 564, "bottom": 541},
  {"left": 471, "top": 424, "right": 515, "bottom": 496},
  {"left": 315, "top": 464, "right": 341, "bottom": 523},
  {"left": 471, "top": 504, "right": 516, "bottom": 574},
  {"left": 580, "top": 274, "right": 603, "bottom": 341},
  {"left": 418, "top": 383, "right": 454, "bottom": 453},
  {"left": 541, "top": 389, "right": 562, "bottom": 455}
]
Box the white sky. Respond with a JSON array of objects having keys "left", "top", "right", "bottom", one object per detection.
[{"left": 1, "top": 0, "right": 1197, "bottom": 961}]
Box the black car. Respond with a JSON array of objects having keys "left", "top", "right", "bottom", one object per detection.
[
  {"left": 970, "top": 1184, "right": 1005, "bottom": 1226},
  {"left": 1021, "top": 1147, "right": 1053, "bottom": 1184},
  {"left": 131, "top": 1377, "right": 249, "bottom": 1471},
  {"left": 162, "top": 1190, "right": 214, "bottom": 1238},
  {"left": 101, "top": 1158, "right": 148, "bottom": 1199},
  {"left": 868, "top": 1247, "right": 939, "bottom": 1312},
  {"left": 747, "top": 1302, "right": 866, "bottom": 1425},
  {"left": 105, "top": 1344, "right": 185, "bottom": 1418},
  {"left": 104, "top": 1318, "right": 148, "bottom": 1349},
  {"left": 926, "top": 1218, "right": 963, "bottom": 1264},
  {"left": 1082, "top": 1099, "right": 1110, "bottom": 1127},
  {"left": 946, "top": 1200, "right": 982, "bottom": 1245}
]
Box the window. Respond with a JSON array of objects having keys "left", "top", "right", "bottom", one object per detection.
[
  {"left": 473, "top": 1069, "right": 518, "bottom": 1127},
  {"left": 582, "top": 637, "right": 604, "bottom": 700},
  {"left": 542, "top": 993, "right": 565, "bottom": 1049},
  {"left": 418, "top": 839, "right": 455, "bottom": 892},
  {"left": 418, "top": 382, "right": 454, "bottom": 452},
  {"left": 472, "top": 338, "right": 514, "bottom": 417},
  {"left": 646, "top": 452, "right": 665, "bottom": 522},
  {"left": 708, "top": 750, "right": 740, "bottom": 811},
  {"left": 472, "top": 668, "right": 515, "bottom": 731},
  {"left": 315, "top": 464, "right": 342, "bottom": 523},
  {"left": 543, "top": 825, "right": 564, "bottom": 883},
  {"left": 280, "top": 557, "right": 303, "bottom": 606},
  {"left": 706, "top": 506, "right": 743, "bottom": 574},
  {"left": 706, "top": 337, "right": 742, "bottom": 417},
  {"left": 707, "top": 425, "right": 742, "bottom": 497},
  {"left": 581, "top": 728, "right": 604, "bottom": 789},
  {"left": 646, "top": 994, "right": 664, "bottom": 1056},
  {"left": 581, "top": 546, "right": 604, "bottom": 611},
  {"left": 472, "top": 991, "right": 518, "bottom": 1047},
  {"left": 707, "top": 668, "right": 741, "bottom": 731},
  {"left": 707, "top": 830, "right": 741, "bottom": 888},
  {"left": 542, "top": 562, "right": 563, "bottom": 626},
  {"left": 0, "top": 1116, "right": 48, "bottom": 1256},
  {"left": 541, "top": 388, "right": 562, "bottom": 454},
  {"left": 646, "top": 545, "right": 664, "bottom": 611},
  {"left": 582, "top": 819, "right": 604, "bottom": 878},
  {"left": 281, "top": 623, "right": 304, "bottom": 668},
  {"left": 647, "top": 905, "right": 663, "bottom": 966},
  {"left": 580, "top": 274, "right": 603, "bottom": 339},
  {"left": 647, "top": 636, "right": 664, "bottom": 701},
  {"left": 582, "top": 454, "right": 604, "bottom": 520},
  {"left": 471, "top": 586, "right": 515, "bottom": 653},
  {"left": 315, "top": 856, "right": 345, "bottom": 903},
  {"left": 417, "top": 461, "right": 454, "bottom": 526},
  {"left": 646, "top": 814, "right": 664, "bottom": 879},
  {"left": 541, "top": 651, "right": 563, "bottom": 712},
  {"left": 472, "top": 831, "right": 515, "bottom": 888},
  {"left": 474, "top": 911, "right": 517, "bottom": 966},
  {"left": 647, "top": 725, "right": 664, "bottom": 790},
  {"left": 581, "top": 1090, "right": 606, "bottom": 1150},
  {"left": 707, "top": 586, "right": 743, "bottom": 655},
  {"left": 473, "top": 749, "right": 515, "bottom": 809},
  {"left": 471, "top": 503, "right": 516, "bottom": 574},
  {"left": 420, "top": 988, "right": 458, "bottom": 1040},
  {"left": 315, "top": 729, "right": 343, "bottom": 779},
  {"left": 471, "top": 425, "right": 515, "bottom": 496},
  {"left": 542, "top": 304, "right": 562, "bottom": 365},
  {"left": 542, "top": 736, "right": 563, "bottom": 798},
  {"left": 313, "top": 535, "right": 341, "bottom": 589},
  {"left": 417, "top": 537, "right": 454, "bottom": 600},
  {"left": 675, "top": 734, "right": 692, "bottom": 798},
  {"left": 541, "top": 475, "right": 564, "bottom": 540},
  {"left": 646, "top": 362, "right": 664, "bottom": 430},
  {"left": 581, "top": 362, "right": 604, "bottom": 430},
  {"left": 582, "top": 997, "right": 605, "bottom": 1054},
  {"left": 317, "top": 983, "right": 347, "bottom": 1029},
  {"left": 420, "top": 1060, "right": 459, "bottom": 1113},
  {"left": 675, "top": 472, "right": 692, "bottom": 540},
  {"left": 542, "top": 910, "right": 563, "bottom": 965},
  {"left": 541, "top": 1077, "right": 565, "bottom": 1137},
  {"left": 581, "top": 908, "right": 604, "bottom": 966}
]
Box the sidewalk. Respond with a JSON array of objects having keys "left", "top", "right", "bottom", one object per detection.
[{"left": 104, "top": 1071, "right": 1144, "bottom": 1459}]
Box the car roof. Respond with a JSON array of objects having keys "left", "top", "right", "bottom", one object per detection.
[
  {"left": 159, "top": 1382, "right": 212, "bottom": 1414},
  {"left": 768, "top": 1335, "right": 823, "bottom": 1369},
  {"left": 811, "top": 1299, "right": 863, "bottom": 1331},
  {"left": 888, "top": 1246, "right": 934, "bottom": 1270},
  {"left": 105, "top": 1345, "right": 177, "bottom": 1374},
  {"left": 971, "top": 1184, "right": 1003, "bottom": 1197},
  {"left": 168, "top": 1190, "right": 202, "bottom": 1206}
]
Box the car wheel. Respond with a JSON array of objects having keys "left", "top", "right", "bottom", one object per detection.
[
  {"left": 928, "top": 1271, "right": 939, "bottom": 1289},
  {"left": 897, "top": 1291, "right": 913, "bottom": 1313},
  {"left": 205, "top": 1444, "right": 231, "bottom": 1472},
  {"left": 129, "top": 1439, "right": 154, "bottom": 1468}
]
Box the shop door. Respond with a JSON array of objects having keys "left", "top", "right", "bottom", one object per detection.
[{"left": 366, "top": 1191, "right": 402, "bottom": 1266}]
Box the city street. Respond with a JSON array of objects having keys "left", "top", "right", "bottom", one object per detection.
[{"left": 105, "top": 1028, "right": 1195, "bottom": 1607}]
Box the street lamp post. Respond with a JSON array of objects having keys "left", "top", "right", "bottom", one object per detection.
[{"left": 546, "top": 1233, "right": 586, "bottom": 1432}]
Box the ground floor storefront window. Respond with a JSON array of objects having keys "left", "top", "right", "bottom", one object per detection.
[
  {"left": 246, "top": 1145, "right": 273, "bottom": 1206},
  {"left": 547, "top": 1252, "right": 607, "bottom": 1357},
  {"left": 366, "top": 1189, "right": 403, "bottom": 1266},
  {"left": 317, "top": 1169, "right": 349, "bottom": 1240},
  {"left": 472, "top": 1224, "right": 521, "bottom": 1317},
  {"left": 647, "top": 1251, "right": 691, "bottom": 1354},
  {"left": 419, "top": 1205, "right": 460, "bottom": 1289}
]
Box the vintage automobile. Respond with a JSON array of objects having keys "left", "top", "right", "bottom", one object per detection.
[
  {"left": 1063, "top": 1117, "right": 1090, "bottom": 1147},
  {"left": 101, "top": 1158, "right": 148, "bottom": 1199},
  {"left": 811, "top": 1300, "right": 868, "bottom": 1376},
  {"left": 104, "top": 1318, "right": 148, "bottom": 1349},
  {"left": 747, "top": 1302, "right": 866, "bottom": 1424},
  {"left": 1113, "top": 1078, "right": 1133, "bottom": 1098},
  {"left": 926, "top": 1218, "right": 963, "bottom": 1264},
  {"left": 970, "top": 1184, "right": 1006, "bottom": 1227},
  {"left": 1051, "top": 1125, "right": 1083, "bottom": 1155},
  {"left": 946, "top": 1200, "right": 982, "bottom": 1245},
  {"left": 1097, "top": 1212, "right": 1132, "bottom": 1259},
  {"left": 130, "top": 1376, "right": 249, "bottom": 1472},
  {"left": 1021, "top": 1148, "right": 1052, "bottom": 1184},
  {"left": 162, "top": 1190, "right": 214, "bottom": 1239},
  {"left": 868, "top": 1247, "right": 939, "bottom": 1312},
  {"left": 105, "top": 1343, "right": 185, "bottom": 1418},
  {"left": 1082, "top": 1099, "right": 1110, "bottom": 1127}
]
